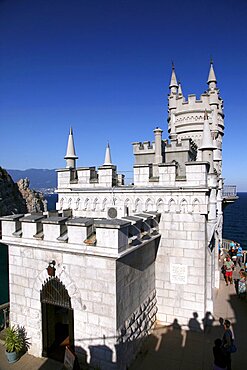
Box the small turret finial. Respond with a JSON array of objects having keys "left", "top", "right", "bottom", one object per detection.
[
  {"left": 178, "top": 80, "right": 183, "bottom": 96},
  {"left": 103, "top": 142, "right": 113, "bottom": 166},
  {"left": 207, "top": 60, "right": 217, "bottom": 85},
  {"left": 64, "top": 126, "right": 78, "bottom": 168},
  {"left": 169, "top": 61, "right": 178, "bottom": 90}
]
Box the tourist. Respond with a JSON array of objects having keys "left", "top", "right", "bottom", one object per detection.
[
  {"left": 238, "top": 270, "right": 247, "bottom": 299},
  {"left": 236, "top": 243, "right": 243, "bottom": 267},
  {"left": 218, "top": 242, "right": 221, "bottom": 261},
  {"left": 222, "top": 320, "right": 234, "bottom": 370},
  {"left": 230, "top": 248, "right": 237, "bottom": 266},
  {"left": 234, "top": 268, "right": 244, "bottom": 294},
  {"left": 213, "top": 338, "right": 227, "bottom": 370},
  {"left": 223, "top": 257, "right": 234, "bottom": 286}
]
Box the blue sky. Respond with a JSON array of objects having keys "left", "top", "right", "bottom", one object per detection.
[{"left": 0, "top": 0, "right": 247, "bottom": 190}]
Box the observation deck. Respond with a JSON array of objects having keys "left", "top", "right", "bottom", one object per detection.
[{"left": 222, "top": 185, "right": 238, "bottom": 207}]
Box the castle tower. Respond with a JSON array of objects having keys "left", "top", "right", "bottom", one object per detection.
[
  {"left": 167, "top": 61, "right": 224, "bottom": 161},
  {"left": 64, "top": 127, "right": 78, "bottom": 169}
]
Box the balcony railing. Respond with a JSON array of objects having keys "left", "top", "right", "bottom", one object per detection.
[{"left": 222, "top": 185, "right": 237, "bottom": 198}]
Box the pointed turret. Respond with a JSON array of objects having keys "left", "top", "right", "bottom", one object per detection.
[
  {"left": 200, "top": 111, "right": 216, "bottom": 174},
  {"left": 178, "top": 81, "right": 183, "bottom": 97},
  {"left": 64, "top": 127, "right": 78, "bottom": 168},
  {"left": 103, "top": 143, "right": 112, "bottom": 166},
  {"left": 207, "top": 60, "right": 217, "bottom": 89},
  {"left": 169, "top": 62, "right": 178, "bottom": 94},
  {"left": 200, "top": 111, "right": 215, "bottom": 150}
]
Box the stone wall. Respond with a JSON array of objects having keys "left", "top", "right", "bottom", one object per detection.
[
  {"left": 7, "top": 245, "right": 117, "bottom": 366},
  {"left": 156, "top": 211, "right": 211, "bottom": 328},
  {"left": 115, "top": 239, "right": 158, "bottom": 368},
  {"left": 55, "top": 188, "right": 220, "bottom": 329},
  {"left": 3, "top": 212, "right": 161, "bottom": 370}
]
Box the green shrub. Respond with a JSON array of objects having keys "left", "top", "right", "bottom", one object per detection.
[{"left": 4, "top": 326, "right": 23, "bottom": 353}]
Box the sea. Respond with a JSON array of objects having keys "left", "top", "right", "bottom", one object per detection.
[{"left": 0, "top": 193, "right": 246, "bottom": 306}]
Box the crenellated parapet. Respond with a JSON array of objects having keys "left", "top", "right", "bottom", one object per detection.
[
  {"left": 133, "top": 159, "right": 209, "bottom": 187},
  {"left": 132, "top": 141, "right": 154, "bottom": 152},
  {"left": 0, "top": 212, "right": 160, "bottom": 257},
  {"left": 57, "top": 164, "right": 122, "bottom": 190},
  {"left": 132, "top": 141, "right": 155, "bottom": 166},
  {"left": 132, "top": 128, "right": 166, "bottom": 168}
]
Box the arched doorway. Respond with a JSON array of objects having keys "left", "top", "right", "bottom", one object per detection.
[{"left": 40, "top": 277, "right": 74, "bottom": 362}]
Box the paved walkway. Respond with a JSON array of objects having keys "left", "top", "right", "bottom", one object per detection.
[
  {"left": 0, "top": 268, "right": 246, "bottom": 370},
  {"left": 130, "top": 267, "right": 246, "bottom": 370},
  {"left": 0, "top": 345, "right": 64, "bottom": 370}
]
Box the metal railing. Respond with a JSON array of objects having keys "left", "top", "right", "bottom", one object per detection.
[
  {"left": 222, "top": 185, "right": 237, "bottom": 197},
  {"left": 222, "top": 239, "right": 247, "bottom": 260},
  {"left": 0, "top": 302, "right": 9, "bottom": 330},
  {"left": 222, "top": 239, "right": 232, "bottom": 251}
]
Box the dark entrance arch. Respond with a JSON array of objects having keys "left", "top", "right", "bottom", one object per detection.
[{"left": 41, "top": 277, "right": 74, "bottom": 362}]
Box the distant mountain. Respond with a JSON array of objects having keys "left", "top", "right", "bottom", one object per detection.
[{"left": 7, "top": 169, "right": 57, "bottom": 191}]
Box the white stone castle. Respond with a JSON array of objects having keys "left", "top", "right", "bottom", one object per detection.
[{"left": 1, "top": 62, "right": 225, "bottom": 369}]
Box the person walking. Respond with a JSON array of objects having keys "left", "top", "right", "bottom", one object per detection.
[
  {"left": 213, "top": 338, "right": 227, "bottom": 370},
  {"left": 236, "top": 243, "right": 243, "bottom": 267},
  {"left": 238, "top": 270, "right": 247, "bottom": 299},
  {"left": 222, "top": 320, "right": 233, "bottom": 370},
  {"left": 223, "top": 257, "right": 234, "bottom": 286}
]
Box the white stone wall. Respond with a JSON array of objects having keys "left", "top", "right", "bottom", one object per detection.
[
  {"left": 155, "top": 211, "right": 208, "bottom": 327},
  {"left": 4, "top": 218, "right": 161, "bottom": 370},
  {"left": 116, "top": 243, "right": 157, "bottom": 368},
  {"left": 8, "top": 245, "right": 117, "bottom": 364},
  {"left": 55, "top": 188, "right": 217, "bottom": 330}
]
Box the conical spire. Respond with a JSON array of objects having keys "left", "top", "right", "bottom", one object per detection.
[
  {"left": 169, "top": 62, "right": 178, "bottom": 89},
  {"left": 178, "top": 81, "right": 183, "bottom": 96},
  {"left": 200, "top": 111, "right": 216, "bottom": 150},
  {"left": 64, "top": 127, "right": 78, "bottom": 168},
  {"left": 103, "top": 143, "right": 112, "bottom": 165},
  {"left": 207, "top": 60, "right": 217, "bottom": 85}
]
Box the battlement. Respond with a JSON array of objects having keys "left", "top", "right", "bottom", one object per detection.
[
  {"left": 57, "top": 164, "right": 122, "bottom": 190},
  {"left": 182, "top": 93, "right": 209, "bottom": 105},
  {"left": 133, "top": 160, "right": 210, "bottom": 187},
  {"left": 132, "top": 141, "right": 155, "bottom": 153},
  {"left": 166, "top": 137, "right": 197, "bottom": 152},
  {"left": 0, "top": 211, "right": 160, "bottom": 257}
]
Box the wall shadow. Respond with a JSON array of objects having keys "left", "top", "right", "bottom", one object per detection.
[
  {"left": 33, "top": 312, "right": 229, "bottom": 370},
  {"left": 128, "top": 313, "right": 229, "bottom": 370},
  {"left": 6, "top": 290, "right": 245, "bottom": 370},
  {"left": 225, "top": 292, "right": 247, "bottom": 368}
]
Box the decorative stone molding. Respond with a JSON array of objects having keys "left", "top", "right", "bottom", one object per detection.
[{"left": 32, "top": 265, "right": 83, "bottom": 310}]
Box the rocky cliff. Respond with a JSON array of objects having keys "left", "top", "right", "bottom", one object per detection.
[
  {"left": 0, "top": 167, "right": 46, "bottom": 216},
  {"left": 17, "top": 178, "right": 47, "bottom": 213}
]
